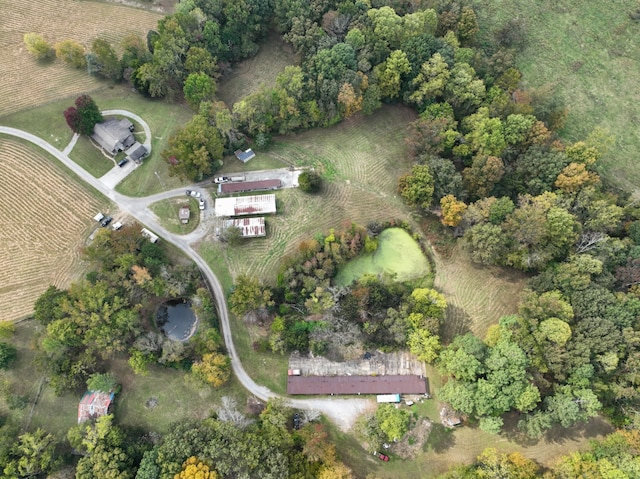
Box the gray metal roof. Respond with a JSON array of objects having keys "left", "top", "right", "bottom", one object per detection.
[{"left": 287, "top": 375, "right": 427, "bottom": 395}]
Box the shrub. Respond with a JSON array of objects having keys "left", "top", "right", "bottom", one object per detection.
[
  {"left": 298, "top": 171, "right": 322, "bottom": 193},
  {"left": 23, "top": 33, "right": 53, "bottom": 60},
  {"left": 0, "top": 342, "right": 17, "bottom": 369}
]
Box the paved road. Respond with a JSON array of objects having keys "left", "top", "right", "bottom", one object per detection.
[{"left": 0, "top": 121, "right": 372, "bottom": 429}]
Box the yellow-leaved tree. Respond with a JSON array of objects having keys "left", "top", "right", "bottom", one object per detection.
[
  {"left": 175, "top": 456, "right": 218, "bottom": 479},
  {"left": 440, "top": 195, "right": 467, "bottom": 227},
  {"left": 191, "top": 352, "right": 231, "bottom": 388}
]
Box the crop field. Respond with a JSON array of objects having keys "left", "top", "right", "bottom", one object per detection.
[
  {"left": 0, "top": 0, "right": 161, "bottom": 117},
  {"left": 473, "top": 0, "right": 640, "bottom": 191},
  {"left": 217, "top": 32, "right": 297, "bottom": 107},
  {"left": 0, "top": 137, "right": 107, "bottom": 321}
]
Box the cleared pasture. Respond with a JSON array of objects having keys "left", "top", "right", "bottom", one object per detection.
[
  {"left": 149, "top": 197, "right": 201, "bottom": 235},
  {"left": 473, "top": 0, "right": 640, "bottom": 191},
  {"left": 217, "top": 32, "right": 298, "bottom": 107},
  {"left": 0, "top": 0, "right": 161, "bottom": 117},
  {"left": 0, "top": 137, "right": 107, "bottom": 321}
]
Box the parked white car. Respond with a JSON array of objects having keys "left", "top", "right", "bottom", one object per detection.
[
  {"left": 198, "top": 198, "right": 206, "bottom": 210},
  {"left": 186, "top": 189, "right": 201, "bottom": 198}
]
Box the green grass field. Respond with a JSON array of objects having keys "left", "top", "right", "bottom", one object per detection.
[
  {"left": 149, "top": 197, "right": 201, "bottom": 235},
  {"left": 473, "top": 0, "right": 640, "bottom": 191},
  {"left": 68, "top": 135, "right": 115, "bottom": 177}
]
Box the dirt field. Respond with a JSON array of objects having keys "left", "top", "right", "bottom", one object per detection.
[
  {"left": 0, "top": 138, "right": 106, "bottom": 321},
  {"left": 0, "top": 0, "right": 161, "bottom": 117}
]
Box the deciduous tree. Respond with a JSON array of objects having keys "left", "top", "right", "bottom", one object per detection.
[
  {"left": 440, "top": 195, "right": 467, "bottom": 227},
  {"left": 191, "top": 352, "right": 231, "bottom": 387},
  {"left": 54, "top": 39, "right": 86, "bottom": 68},
  {"left": 162, "top": 114, "right": 224, "bottom": 181},
  {"left": 23, "top": 32, "right": 53, "bottom": 60},
  {"left": 398, "top": 164, "right": 434, "bottom": 209}
]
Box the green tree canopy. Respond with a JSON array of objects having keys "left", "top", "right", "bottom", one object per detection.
[{"left": 162, "top": 114, "right": 224, "bottom": 181}]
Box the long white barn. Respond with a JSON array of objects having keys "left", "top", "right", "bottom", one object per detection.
[{"left": 214, "top": 194, "right": 276, "bottom": 217}]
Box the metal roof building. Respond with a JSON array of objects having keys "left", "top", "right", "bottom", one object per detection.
[
  {"left": 287, "top": 375, "right": 427, "bottom": 395},
  {"left": 225, "top": 217, "right": 266, "bottom": 237},
  {"left": 78, "top": 390, "right": 115, "bottom": 423},
  {"left": 215, "top": 194, "right": 276, "bottom": 217},
  {"left": 219, "top": 179, "right": 281, "bottom": 194}
]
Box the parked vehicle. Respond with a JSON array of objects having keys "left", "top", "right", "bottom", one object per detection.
[
  {"left": 186, "top": 190, "right": 201, "bottom": 198},
  {"left": 377, "top": 453, "right": 389, "bottom": 462},
  {"left": 112, "top": 221, "right": 123, "bottom": 231},
  {"left": 100, "top": 216, "right": 113, "bottom": 227},
  {"left": 230, "top": 175, "right": 246, "bottom": 182},
  {"left": 117, "top": 158, "right": 128, "bottom": 167},
  {"left": 214, "top": 176, "right": 231, "bottom": 184},
  {"left": 293, "top": 413, "right": 301, "bottom": 430},
  {"left": 93, "top": 212, "right": 105, "bottom": 222},
  {"left": 199, "top": 198, "right": 206, "bottom": 210}
]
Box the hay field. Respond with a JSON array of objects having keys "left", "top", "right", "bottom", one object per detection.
[
  {"left": 0, "top": 0, "right": 161, "bottom": 116},
  {"left": 0, "top": 138, "right": 106, "bottom": 321}
]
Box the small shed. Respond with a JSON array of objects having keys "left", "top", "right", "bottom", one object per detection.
[
  {"left": 440, "top": 405, "right": 462, "bottom": 428},
  {"left": 234, "top": 148, "right": 256, "bottom": 163},
  {"left": 179, "top": 205, "right": 191, "bottom": 224},
  {"left": 78, "top": 390, "right": 115, "bottom": 423}
]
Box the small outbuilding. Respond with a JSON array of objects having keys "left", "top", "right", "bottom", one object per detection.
[
  {"left": 440, "top": 405, "right": 462, "bottom": 428},
  {"left": 78, "top": 390, "right": 115, "bottom": 424},
  {"left": 215, "top": 194, "right": 277, "bottom": 217},
  {"left": 225, "top": 217, "right": 266, "bottom": 237},
  {"left": 234, "top": 148, "right": 256, "bottom": 163},
  {"left": 179, "top": 205, "right": 191, "bottom": 224}
]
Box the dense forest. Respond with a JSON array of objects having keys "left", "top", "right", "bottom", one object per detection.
[{"left": 14, "top": 0, "right": 640, "bottom": 477}]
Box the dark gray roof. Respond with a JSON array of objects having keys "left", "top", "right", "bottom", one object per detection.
[
  {"left": 92, "top": 118, "right": 135, "bottom": 154},
  {"left": 125, "top": 142, "right": 147, "bottom": 161},
  {"left": 234, "top": 148, "right": 256, "bottom": 162}
]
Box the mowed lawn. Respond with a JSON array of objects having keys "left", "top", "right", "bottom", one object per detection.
[
  {"left": 217, "top": 32, "right": 297, "bottom": 107},
  {"left": 473, "top": 0, "right": 640, "bottom": 191}
]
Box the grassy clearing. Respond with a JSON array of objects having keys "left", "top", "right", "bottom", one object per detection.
[
  {"left": 0, "top": 0, "right": 161, "bottom": 117},
  {"left": 149, "top": 197, "right": 201, "bottom": 235},
  {"left": 0, "top": 137, "right": 108, "bottom": 321},
  {"left": 0, "top": 321, "right": 248, "bottom": 437},
  {"left": 433, "top": 243, "right": 527, "bottom": 341},
  {"left": 217, "top": 32, "right": 298, "bottom": 107},
  {"left": 473, "top": 0, "right": 640, "bottom": 191},
  {"left": 68, "top": 135, "right": 115, "bottom": 177},
  {"left": 335, "top": 227, "right": 430, "bottom": 286},
  {"left": 110, "top": 357, "right": 248, "bottom": 434}
]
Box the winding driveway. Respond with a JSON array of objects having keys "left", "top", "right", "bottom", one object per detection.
[{"left": 0, "top": 114, "right": 371, "bottom": 429}]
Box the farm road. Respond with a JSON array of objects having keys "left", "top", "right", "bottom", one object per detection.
[{"left": 0, "top": 123, "right": 372, "bottom": 430}]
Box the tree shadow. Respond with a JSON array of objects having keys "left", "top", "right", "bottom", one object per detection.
[
  {"left": 424, "top": 424, "right": 456, "bottom": 453},
  {"left": 440, "top": 304, "right": 472, "bottom": 343}
]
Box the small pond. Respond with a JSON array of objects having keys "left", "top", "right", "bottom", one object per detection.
[
  {"left": 334, "top": 228, "right": 430, "bottom": 286},
  {"left": 156, "top": 299, "right": 198, "bottom": 341}
]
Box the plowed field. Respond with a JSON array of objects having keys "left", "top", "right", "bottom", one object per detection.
[
  {"left": 0, "top": 0, "right": 161, "bottom": 116},
  {"left": 0, "top": 138, "right": 105, "bottom": 321}
]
